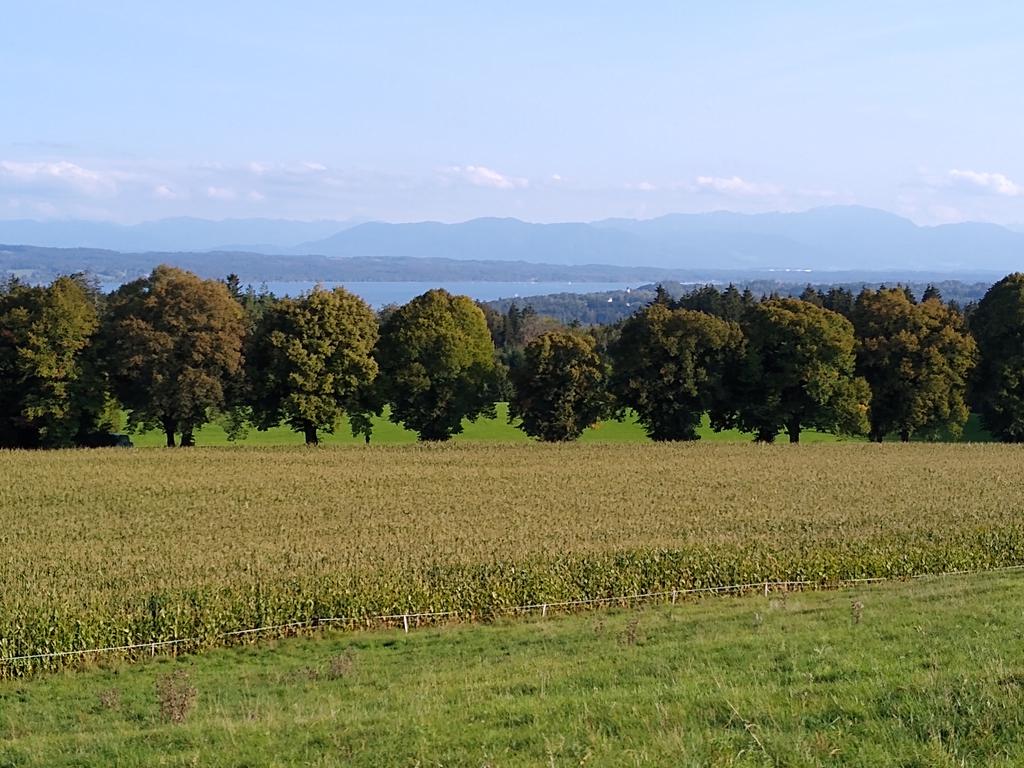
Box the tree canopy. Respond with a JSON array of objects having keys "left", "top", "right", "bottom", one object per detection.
[
  {"left": 509, "top": 330, "right": 610, "bottom": 442},
  {"left": 853, "top": 288, "right": 976, "bottom": 441},
  {"left": 246, "top": 286, "right": 379, "bottom": 445},
  {"left": 9, "top": 268, "right": 1024, "bottom": 449},
  {"left": 376, "top": 289, "right": 499, "bottom": 441},
  {"left": 610, "top": 303, "right": 744, "bottom": 441},
  {"left": 735, "top": 298, "right": 870, "bottom": 443},
  {"left": 0, "top": 275, "right": 111, "bottom": 448},
  {"left": 101, "top": 265, "right": 246, "bottom": 447},
  {"left": 970, "top": 273, "right": 1024, "bottom": 442}
]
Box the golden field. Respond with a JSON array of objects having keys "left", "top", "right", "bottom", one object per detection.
[{"left": 2, "top": 443, "right": 1023, "bottom": 675}]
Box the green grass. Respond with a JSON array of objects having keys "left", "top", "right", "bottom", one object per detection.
[
  {"left": 125, "top": 403, "right": 722, "bottom": 446},
  {"left": 128, "top": 405, "right": 993, "bottom": 447},
  {"left": 3, "top": 571, "right": 1024, "bottom": 766}
]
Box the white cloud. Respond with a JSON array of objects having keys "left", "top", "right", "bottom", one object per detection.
[
  {"left": 153, "top": 184, "right": 183, "bottom": 200},
  {"left": 0, "top": 156, "right": 410, "bottom": 219},
  {"left": 949, "top": 169, "right": 1021, "bottom": 197},
  {"left": 695, "top": 175, "right": 781, "bottom": 196},
  {"left": 230, "top": 161, "right": 342, "bottom": 192},
  {"left": 206, "top": 186, "right": 236, "bottom": 200},
  {"left": 626, "top": 181, "right": 657, "bottom": 191},
  {"left": 0, "top": 160, "right": 118, "bottom": 196},
  {"left": 245, "top": 161, "right": 331, "bottom": 180},
  {"left": 442, "top": 165, "right": 528, "bottom": 189}
]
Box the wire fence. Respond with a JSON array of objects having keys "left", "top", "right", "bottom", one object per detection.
[{"left": 3, "top": 563, "right": 1023, "bottom": 669}]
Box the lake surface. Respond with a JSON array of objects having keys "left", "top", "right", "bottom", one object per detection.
[{"left": 244, "top": 281, "right": 642, "bottom": 306}]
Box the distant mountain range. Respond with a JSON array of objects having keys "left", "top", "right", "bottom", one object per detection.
[
  {"left": 0, "top": 217, "right": 365, "bottom": 253},
  {"left": 1, "top": 206, "right": 1022, "bottom": 275},
  {"left": 291, "top": 207, "right": 1023, "bottom": 273},
  {"left": 0, "top": 245, "right": 693, "bottom": 285}
]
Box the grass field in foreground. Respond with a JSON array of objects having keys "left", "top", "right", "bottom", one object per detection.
[
  {"left": 125, "top": 404, "right": 993, "bottom": 446},
  {"left": 3, "top": 571, "right": 1024, "bottom": 767},
  {"left": 3, "top": 443, "right": 1022, "bottom": 677}
]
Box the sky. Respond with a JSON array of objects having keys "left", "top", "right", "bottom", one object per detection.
[{"left": 2, "top": 1, "right": 1023, "bottom": 226}]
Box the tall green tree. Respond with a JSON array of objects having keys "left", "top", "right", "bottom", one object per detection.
[
  {"left": 800, "top": 285, "right": 824, "bottom": 306},
  {"left": 246, "top": 286, "right": 378, "bottom": 445},
  {"left": 101, "top": 265, "right": 246, "bottom": 447},
  {"left": 1, "top": 279, "right": 45, "bottom": 447},
  {"left": 651, "top": 284, "right": 674, "bottom": 307},
  {"left": 970, "top": 273, "right": 1024, "bottom": 441},
  {"left": 376, "top": 289, "right": 499, "bottom": 441},
  {"left": 718, "top": 284, "right": 751, "bottom": 322},
  {"left": 736, "top": 298, "right": 870, "bottom": 443},
  {"left": 821, "top": 287, "right": 855, "bottom": 318},
  {"left": 610, "top": 304, "right": 744, "bottom": 441},
  {"left": 853, "top": 288, "right": 976, "bottom": 441},
  {"left": 480, "top": 301, "right": 564, "bottom": 401},
  {"left": 0, "top": 275, "right": 111, "bottom": 448},
  {"left": 508, "top": 330, "right": 610, "bottom": 442}
]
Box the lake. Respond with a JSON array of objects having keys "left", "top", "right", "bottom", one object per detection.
[{"left": 237, "top": 281, "right": 642, "bottom": 307}]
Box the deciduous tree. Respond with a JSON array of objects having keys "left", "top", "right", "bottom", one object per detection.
[
  {"left": 509, "top": 330, "right": 610, "bottom": 441},
  {"left": 0, "top": 275, "right": 110, "bottom": 448},
  {"left": 101, "top": 266, "right": 246, "bottom": 447},
  {"left": 970, "top": 273, "right": 1024, "bottom": 441},
  {"left": 246, "top": 286, "right": 378, "bottom": 445},
  {"left": 376, "top": 289, "right": 499, "bottom": 441},
  {"left": 853, "top": 288, "right": 976, "bottom": 441},
  {"left": 610, "top": 304, "right": 744, "bottom": 441},
  {"left": 736, "top": 298, "right": 869, "bottom": 443}
]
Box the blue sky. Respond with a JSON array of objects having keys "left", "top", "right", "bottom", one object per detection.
[{"left": 2, "top": 1, "right": 1023, "bottom": 225}]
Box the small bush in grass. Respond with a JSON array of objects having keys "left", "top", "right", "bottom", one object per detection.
[
  {"left": 97, "top": 687, "right": 121, "bottom": 711},
  {"left": 326, "top": 651, "right": 355, "bottom": 680},
  {"left": 851, "top": 600, "right": 865, "bottom": 625},
  {"left": 156, "top": 669, "right": 197, "bottom": 724}
]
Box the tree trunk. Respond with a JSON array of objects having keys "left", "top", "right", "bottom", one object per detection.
[
  {"left": 899, "top": 429, "right": 910, "bottom": 443},
  {"left": 303, "top": 422, "right": 319, "bottom": 446},
  {"left": 755, "top": 428, "right": 776, "bottom": 444},
  {"left": 417, "top": 420, "right": 453, "bottom": 442},
  {"left": 870, "top": 429, "right": 884, "bottom": 443},
  {"left": 787, "top": 418, "right": 801, "bottom": 444},
  {"left": 180, "top": 428, "right": 195, "bottom": 447},
  {"left": 162, "top": 418, "right": 176, "bottom": 448}
]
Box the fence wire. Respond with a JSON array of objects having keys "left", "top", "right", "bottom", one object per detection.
[{"left": 3, "top": 564, "right": 1023, "bottom": 668}]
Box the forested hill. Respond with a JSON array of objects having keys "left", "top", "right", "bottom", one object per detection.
[
  {"left": 484, "top": 279, "right": 995, "bottom": 325},
  {"left": 0, "top": 244, "right": 685, "bottom": 285},
  {"left": 3, "top": 244, "right": 1005, "bottom": 297}
]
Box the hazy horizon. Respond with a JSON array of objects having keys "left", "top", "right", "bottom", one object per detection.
[{"left": 1, "top": 204, "right": 1022, "bottom": 232}]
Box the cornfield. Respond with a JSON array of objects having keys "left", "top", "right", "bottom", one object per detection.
[{"left": 2, "top": 443, "right": 1023, "bottom": 677}]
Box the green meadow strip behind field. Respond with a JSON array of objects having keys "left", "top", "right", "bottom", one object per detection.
[{"left": 124, "top": 404, "right": 992, "bottom": 446}]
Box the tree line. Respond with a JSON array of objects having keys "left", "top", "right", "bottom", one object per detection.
[
  {"left": 483, "top": 279, "right": 992, "bottom": 326},
  {"left": 3, "top": 265, "right": 1024, "bottom": 447}
]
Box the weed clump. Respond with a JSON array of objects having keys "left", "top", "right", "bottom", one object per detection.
[
  {"left": 851, "top": 600, "right": 865, "bottom": 625},
  {"left": 156, "top": 669, "right": 197, "bottom": 724}
]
